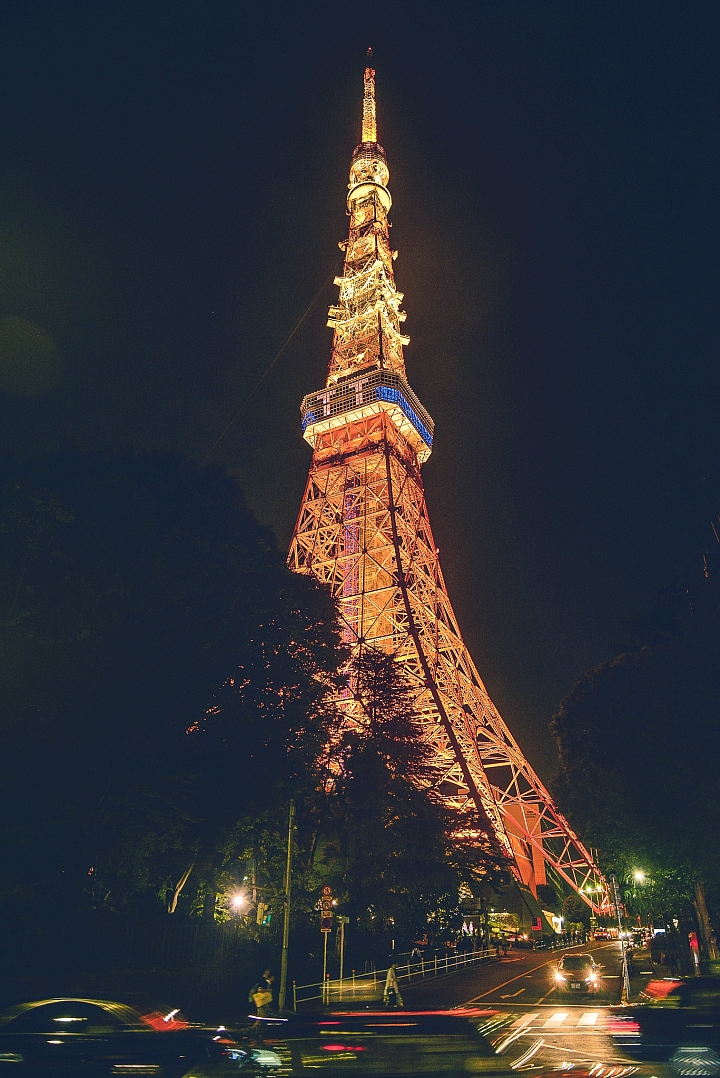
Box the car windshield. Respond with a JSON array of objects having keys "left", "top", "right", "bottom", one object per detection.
[
  {"left": 560, "top": 956, "right": 591, "bottom": 970},
  {"left": 0, "top": 1002, "right": 124, "bottom": 1034}
]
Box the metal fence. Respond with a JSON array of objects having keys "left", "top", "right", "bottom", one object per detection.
[{"left": 292, "top": 947, "right": 497, "bottom": 1009}]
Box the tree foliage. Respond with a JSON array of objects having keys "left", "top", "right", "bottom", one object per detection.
[
  {"left": 0, "top": 447, "right": 505, "bottom": 960},
  {"left": 308, "top": 649, "right": 509, "bottom": 947},
  {"left": 0, "top": 446, "right": 343, "bottom": 914},
  {"left": 550, "top": 573, "right": 720, "bottom": 939}
]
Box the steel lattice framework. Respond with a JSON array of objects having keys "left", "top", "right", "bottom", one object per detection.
[{"left": 288, "top": 60, "right": 609, "bottom": 912}]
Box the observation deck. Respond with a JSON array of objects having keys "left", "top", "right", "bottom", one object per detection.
[{"left": 301, "top": 368, "right": 433, "bottom": 462}]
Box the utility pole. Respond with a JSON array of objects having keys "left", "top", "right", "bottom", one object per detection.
[
  {"left": 338, "top": 915, "right": 349, "bottom": 996},
  {"left": 611, "top": 874, "right": 631, "bottom": 1002},
  {"left": 278, "top": 800, "right": 295, "bottom": 1013}
]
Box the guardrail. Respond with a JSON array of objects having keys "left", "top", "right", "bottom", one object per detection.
[{"left": 292, "top": 947, "right": 497, "bottom": 1009}]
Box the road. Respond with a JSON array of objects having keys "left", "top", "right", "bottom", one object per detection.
[{"left": 404, "top": 941, "right": 643, "bottom": 1071}]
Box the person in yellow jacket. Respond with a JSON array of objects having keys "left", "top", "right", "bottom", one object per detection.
[{"left": 383, "top": 964, "right": 403, "bottom": 1009}]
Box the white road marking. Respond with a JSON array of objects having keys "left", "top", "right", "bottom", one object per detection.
[
  {"left": 511, "top": 1013, "right": 540, "bottom": 1028},
  {"left": 577, "top": 1012, "right": 600, "bottom": 1026},
  {"left": 543, "top": 1012, "right": 570, "bottom": 1027},
  {"left": 500, "top": 988, "right": 526, "bottom": 999}
]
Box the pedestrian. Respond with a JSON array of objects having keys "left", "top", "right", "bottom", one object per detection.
[
  {"left": 248, "top": 969, "right": 275, "bottom": 1022},
  {"left": 501, "top": 934, "right": 509, "bottom": 956},
  {"left": 383, "top": 963, "right": 404, "bottom": 1009}
]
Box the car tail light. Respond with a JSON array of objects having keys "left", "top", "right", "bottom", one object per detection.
[
  {"left": 642, "top": 980, "right": 682, "bottom": 1001},
  {"left": 322, "top": 1045, "right": 367, "bottom": 1052},
  {"left": 607, "top": 1017, "right": 640, "bottom": 1035}
]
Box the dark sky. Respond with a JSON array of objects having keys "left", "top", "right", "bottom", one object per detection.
[{"left": 0, "top": 1, "right": 718, "bottom": 779}]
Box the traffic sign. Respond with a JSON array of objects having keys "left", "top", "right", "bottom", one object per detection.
[{"left": 320, "top": 885, "right": 333, "bottom": 932}]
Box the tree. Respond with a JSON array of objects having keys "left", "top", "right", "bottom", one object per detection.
[
  {"left": 536, "top": 884, "right": 560, "bottom": 911},
  {"left": 310, "top": 649, "right": 509, "bottom": 950},
  {"left": 551, "top": 574, "right": 720, "bottom": 954},
  {"left": 562, "top": 893, "right": 590, "bottom": 929},
  {"left": 0, "top": 446, "right": 344, "bottom": 915}
]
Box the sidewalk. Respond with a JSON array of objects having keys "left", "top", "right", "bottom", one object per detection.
[
  {"left": 292, "top": 947, "right": 498, "bottom": 1009},
  {"left": 627, "top": 946, "right": 675, "bottom": 1001}
]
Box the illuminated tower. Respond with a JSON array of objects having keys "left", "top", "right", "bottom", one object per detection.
[{"left": 289, "top": 57, "right": 606, "bottom": 909}]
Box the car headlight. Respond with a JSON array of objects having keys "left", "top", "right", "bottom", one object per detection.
[{"left": 250, "top": 1049, "right": 283, "bottom": 1067}]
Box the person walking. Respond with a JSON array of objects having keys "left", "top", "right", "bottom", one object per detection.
[
  {"left": 248, "top": 969, "right": 275, "bottom": 1021},
  {"left": 383, "top": 963, "right": 404, "bottom": 1009}
]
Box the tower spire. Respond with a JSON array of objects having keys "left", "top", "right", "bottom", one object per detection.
[{"left": 362, "top": 50, "right": 377, "bottom": 143}]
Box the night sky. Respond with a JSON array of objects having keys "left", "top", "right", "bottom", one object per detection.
[{"left": 1, "top": 2, "right": 718, "bottom": 779}]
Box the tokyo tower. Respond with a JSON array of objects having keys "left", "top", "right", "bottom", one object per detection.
[{"left": 288, "top": 56, "right": 607, "bottom": 910}]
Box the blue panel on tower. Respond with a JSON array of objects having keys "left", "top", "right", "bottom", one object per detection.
[{"left": 375, "top": 385, "right": 433, "bottom": 446}]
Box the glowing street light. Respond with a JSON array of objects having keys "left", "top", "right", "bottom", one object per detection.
[
  {"left": 633, "top": 870, "right": 646, "bottom": 883},
  {"left": 231, "top": 894, "right": 246, "bottom": 912}
]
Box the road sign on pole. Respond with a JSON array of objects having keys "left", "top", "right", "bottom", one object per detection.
[{"left": 320, "top": 885, "right": 333, "bottom": 932}]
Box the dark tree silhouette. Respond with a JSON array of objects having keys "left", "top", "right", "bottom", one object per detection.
[
  {"left": 311, "top": 649, "right": 508, "bottom": 947},
  {"left": 551, "top": 574, "right": 720, "bottom": 953},
  {"left": 0, "top": 446, "right": 343, "bottom": 915}
]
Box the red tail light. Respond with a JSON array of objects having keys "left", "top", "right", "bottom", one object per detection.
[{"left": 608, "top": 1018, "right": 640, "bottom": 1034}]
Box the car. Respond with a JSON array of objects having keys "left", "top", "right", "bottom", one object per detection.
[
  {"left": 0, "top": 996, "right": 280, "bottom": 1076},
  {"left": 256, "top": 1009, "right": 582, "bottom": 1077},
  {"left": 554, "top": 953, "right": 602, "bottom": 995},
  {"left": 610, "top": 977, "right": 720, "bottom": 1071}
]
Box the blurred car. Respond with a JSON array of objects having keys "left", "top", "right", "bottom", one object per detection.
[
  {"left": 256, "top": 1008, "right": 582, "bottom": 1077},
  {"left": 513, "top": 935, "right": 535, "bottom": 949},
  {"left": 554, "top": 953, "right": 602, "bottom": 995},
  {"left": 0, "top": 997, "right": 280, "bottom": 1076},
  {"left": 610, "top": 977, "right": 720, "bottom": 1071}
]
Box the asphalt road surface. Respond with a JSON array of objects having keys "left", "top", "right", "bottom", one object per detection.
[{"left": 404, "top": 942, "right": 641, "bottom": 1071}]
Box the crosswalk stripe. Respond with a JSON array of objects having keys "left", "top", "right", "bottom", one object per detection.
[
  {"left": 577, "top": 1012, "right": 601, "bottom": 1026},
  {"left": 543, "top": 1012, "right": 570, "bottom": 1027},
  {"left": 511, "top": 1013, "right": 540, "bottom": 1028}
]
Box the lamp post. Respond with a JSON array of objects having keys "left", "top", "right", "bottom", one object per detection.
[
  {"left": 337, "top": 915, "right": 350, "bottom": 1000},
  {"left": 611, "top": 874, "right": 631, "bottom": 1002},
  {"left": 278, "top": 800, "right": 295, "bottom": 1014}
]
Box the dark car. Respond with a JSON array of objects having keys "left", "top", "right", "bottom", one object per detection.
[
  {"left": 610, "top": 977, "right": 720, "bottom": 1072},
  {"left": 0, "top": 997, "right": 280, "bottom": 1076},
  {"left": 554, "top": 953, "right": 602, "bottom": 995},
  {"left": 256, "top": 1009, "right": 565, "bottom": 1077}
]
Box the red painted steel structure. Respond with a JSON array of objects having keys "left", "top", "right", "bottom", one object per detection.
[{"left": 288, "top": 59, "right": 608, "bottom": 911}]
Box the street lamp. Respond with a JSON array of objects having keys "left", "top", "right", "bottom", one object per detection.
[
  {"left": 231, "top": 894, "right": 246, "bottom": 912},
  {"left": 633, "top": 870, "right": 646, "bottom": 884}
]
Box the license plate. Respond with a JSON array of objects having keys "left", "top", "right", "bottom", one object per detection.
[{"left": 571, "top": 982, "right": 581, "bottom": 989}]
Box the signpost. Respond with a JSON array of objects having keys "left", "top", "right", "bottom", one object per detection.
[{"left": 320, "top": 885, "right": 333, "bottom": 1001}]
